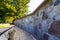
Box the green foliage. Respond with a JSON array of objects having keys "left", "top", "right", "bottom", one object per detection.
[{"left": 0, "top": 0, "right": 30, "bottom": 23}]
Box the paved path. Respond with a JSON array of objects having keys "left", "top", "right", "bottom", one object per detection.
[{"left": 13, "top": 27, "right": 36, "bottom": 40}]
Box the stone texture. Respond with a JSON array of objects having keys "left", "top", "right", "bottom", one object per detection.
[
  {"left": 14, "top": 0, "right": 60, "bottom": 40},
  {"left": 48, "top": 20, "right": 60, "bottom": 37}
]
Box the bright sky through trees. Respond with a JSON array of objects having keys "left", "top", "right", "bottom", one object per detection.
[{"left": 28, "top": 0, "right": 44, "bottom": 14}]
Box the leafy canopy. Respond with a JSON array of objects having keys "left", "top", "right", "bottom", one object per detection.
[{"left": 0, "top": 0, "right": 30, "bottom": 23}]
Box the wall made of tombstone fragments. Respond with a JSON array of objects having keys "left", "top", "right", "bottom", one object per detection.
[{"left": 14, "top": 0, "right": 60, "bottom": 40}]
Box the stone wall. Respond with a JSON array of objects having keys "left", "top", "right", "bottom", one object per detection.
[
  {"left": 0, "top": 26, "right": 14, "bottom": 40},
  {"left": 14, "top": 0, "right": 60, "bottom": 40},
  {"left": 0, "top": 31, "right": 9, "bottom": 40}
]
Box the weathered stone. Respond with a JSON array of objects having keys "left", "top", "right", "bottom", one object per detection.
[
  {"left": 48, "top": 20, "right": 60, "bottom": 37},
  {"left": 54, "top": 0, "right": 60, "bottom": 6},
  {"left": 42, "top": 11, "right": 48, "bottom": 20},
  {"left": 55, "top": 15, "right": 60, "bottom": 20},
  {"left": 14, "top": 0, "right": 60, "bottom": 39}
]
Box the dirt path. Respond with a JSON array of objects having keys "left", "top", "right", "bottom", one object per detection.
[{"left": 13, "top": 27, "right": 36, "bottom": 40}]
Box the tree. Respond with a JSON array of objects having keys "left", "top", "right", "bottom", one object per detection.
[{"left": 0, "top": 0, "right": 30, "bottom": 23}]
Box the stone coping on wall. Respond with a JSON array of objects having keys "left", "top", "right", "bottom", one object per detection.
[{"left": 0, "top": 25, "right": 14, "bottom": 33}]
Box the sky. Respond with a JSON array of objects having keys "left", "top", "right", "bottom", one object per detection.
[{"left": 28, "top": 0, "right": 44, "bottom": 14}]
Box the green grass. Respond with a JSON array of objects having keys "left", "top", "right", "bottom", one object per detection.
[
  {"left": 9, "top": 29, "right": 14, "bottom": 33},
  {"left": 0, "top": 23, "right": 10, "bottom": 28}
]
